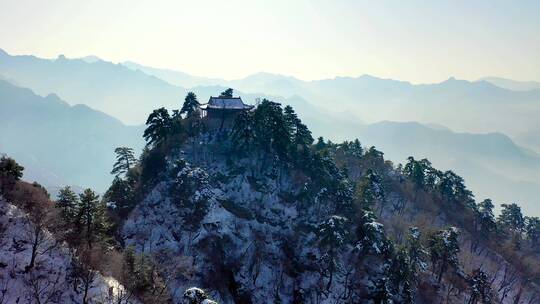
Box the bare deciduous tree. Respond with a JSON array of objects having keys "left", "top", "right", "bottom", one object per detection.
[{"left": 25, "top": 271, "right": 63, "bottom": 304}]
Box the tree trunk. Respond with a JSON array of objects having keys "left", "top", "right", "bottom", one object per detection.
[
  {"left": 437, "top": 264, "right": 445, "bottom": 283},
  {"left": 26, "top": 226, "right": 40, "bottom": 272},
  {"left": 83, "top": 281, "right": 90, "bottom": 304},
  {"left": 86, "top": 209, "right": 92, "bottom": 249}
]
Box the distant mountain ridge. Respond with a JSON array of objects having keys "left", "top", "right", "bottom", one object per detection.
[
  {"left": 0, "top": 79, "right": 144, "bottom": 191},
  {"left": 116, "top": 59, "right": 540, "bottom": 153},
  {"left": 121, "top": 60, "right": 223, "bottom": 88},
  {"left": 2, "top": 48, "right": 540, "bottom": 214},
  {"left": 0, "top": 49, "right": 187, "bottom": 125},
  {"left": 481, "top": 76, "right": 540, "bottom": 92},
  {"left": 354, "top": 121, "right": 540, "bottom": 214}
]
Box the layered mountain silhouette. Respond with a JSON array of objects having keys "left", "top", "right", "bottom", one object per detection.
[
  {"left": 353, "top": 121, "right": 540, "bottom": 214},
  {"left": 481, "top": 76, "right": 540, "bottom": 91},
  {"left": 1, "top": 48, "right": 540, "bottom": 214},
  {"left": 0, "top": 79, "right": 144, "bottom": 191},
  {"left": 2, "top": 48, "right": 539, "bottom": 152},
  {"left": 119, "top": 60, "right": 540, "bottom": 153},
  {"left": 0, "top": 49, "right": 186, "bottom": 124}
]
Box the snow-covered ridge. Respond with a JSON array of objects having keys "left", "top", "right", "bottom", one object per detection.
[
  {"left": 123, "top": 147, "right": 391, "bottom": 303},
  {"left": 0, "top": 198, "right": 129, "bottom": 303}
]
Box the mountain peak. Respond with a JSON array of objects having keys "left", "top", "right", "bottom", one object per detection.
[{"left": 79, "top": 55, "right": 103, "bottom": 63}]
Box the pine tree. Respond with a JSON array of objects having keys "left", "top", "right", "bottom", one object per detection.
[
  {"left": 403, "top": 157, "right": 432, "bottom": 190},
  {"left": 231, "top": 110, "right": 255, "bottom": 151},
  {"left": 389, "top": 248, "right": 413, "bottom": 303},
  {"left": 525, "top": 216, "right": 540, "bottom": 248},
  {"left": 370, "top": 277, "right": 393, "bottom": 304},
  {"left": 478, "top": 199, "right": 497, "bottom": 237},
  {"left": 355, "top": 210, "right": 387, "bottom": 254},
  {"left": 317, "top": 216, "right": 350, "bottom": 290},
  {"left": 123, "top": 245, "right": 153, "bottom": 292},
  {"left": 315, "top": 136, "right": 326, "bottom": 150},
  {"left": 498, "top": 203, "right": 525, "bottom": 233},
  {"left": 0, "top": 155, "right": 24, "bottom": 194},
  {"left": 252, "top": 99, "right": 291, "bottom": 160},
  {"left": 143, "top": 107, "right": 172, "bottom": 148},
  {"left": 111, "top": 147, "right": 137, "bottom": 177},
  {"left": 170, "top": 109, "right": 186, "bottom": 136},
  {"left": 283, "top": 105, "right": 313, "bottom": 150},
  {"left": 0, "top": 155, "right": 24, "bottom": 180},
  {"left": 467, "top": 268, "right": 491, "bottom": 304},
  {"left": 349, "top": 139, "right": 363, "bottom": 157},
  {"left": 180, "top": 92, "right": 201, "bottom": 118},
  {"left": 78, "top": 188, "right": 110, "bottom": 248},
  {"left": 219, "top": 88, "right": 234, "bottom": 98},
  {"left": 357, "top": 169, "right": 385, "bottom": 211},
  {"left": 437, "top": 170, "right": 474, "bottom": 205},
  {"left": 295, "top": 121, "right": 313, "bottom": 148},
  {"left": 103, "top": 176, "right": 135, "bottom": 218},
  {"left": 56, "top": 186, "right": 79, "bottom": 224},
  {"left": 407, "top": 227, "right": 427, "bottom": 275},
  {"left": 428, "top": 227, "right": 460, "bottom": 283}
]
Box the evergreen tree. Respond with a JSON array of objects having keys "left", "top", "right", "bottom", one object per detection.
[
  {"left": 498, "top": 203, "right": 525, "bottom": 233},
  {"left": 283, "top": 105, "right": 297, "bottom": 134},
  {"left": 180, "top": 92, "right": 200, "bottom": 118},
  {"left": 0, "top": 156, "right": 24, "bottom": 194},
  {"left": 428, "top": 227, "right": 460, "bottom": 283},
  {"left": 231, "top": 110, "right": 255, "bottom": 150},
  {"left": 56, "top": 186, "right": 79, "bottom": 223},
  {"left": 318, "top": 215, "right": 350, "bottom": 248},
  {"left": 437, "top": 170, "right": 474, "bottom": 204},
  {"left": 400, "top": 227, "right": 427, "bottom": 302},
  {"left": 403, "top": 157, "right": 433, "bottom": 190},
  {"left": 363, "top": 146, "right": 385, "bottom": 169},
  {"left": 111, "top": 147, "right": 137, "bottom": 177},
  {"left": 219, "top": 88, "right": 234, "bottom": 98},
  {"left": 103, "top": 176, "right": 135, "bottom": 218},
  {"left": 78, "top": 188, "right": 110, "bottom": 248},
  {"left": 467, "top": 268, "right": 491, "bottom": 304},
  {"left": 294, "top": 121, "right": 313, "bottom": 148},
  {"left": 252, "top": 99, "right": 291, "bottom": 160},
  {"left": 123, "top": 245, "right": 153, "bottom": 292},
  {"left": 407, "top": 227, "right": 427, "bottom": 275},
  {"left": 283, "top": 105, "right": 313, "bottom": 150},
  {"left": 317, "top": 215, "right": 350, "bottom": 290},
  {"left": 143, "top": 107, "right": 172, "bottom": 148},
  {"left": 315, "top": 136, "right": 326, "bottom": 150},
  {"left": 478, "top": 199, "right": 497, "bottom": 236},
  {"left": 0, "top": 155, "right": 24, "bottom": 181},
  {"left": 355, "top": 210, "right": 388, "bottom": 254},
  {"left": 170, "top": 109, "right": 186, "bottom": 136},
  {"left": 357, "top": 169, "right": 385, "bottom": 211},
  {"left": 525, "top": 216, "right": 540, "bottom": 248},
  {"left": 370, "top": 277, "right": 393, "bottom": 304},
  {"left": 389, "top": 248, "right": 413, "bottom": 303},
  {"left": 349, "top": 139, "right": 363, "bottom": 157}
]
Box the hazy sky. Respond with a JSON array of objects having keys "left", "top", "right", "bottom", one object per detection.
[{"left": 1, "top": 0, "right": 539, "bottom": 83}]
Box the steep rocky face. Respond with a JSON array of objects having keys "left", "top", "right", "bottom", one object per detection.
[
  {"left": 123, "top": 137, "right": 397, "bottom": 303},
  {"left": 0, "top": 198, "right": 125, "bottom": 303},
  {"left": 121, "top": 132, "right": 540, "bottom": 303},
  {"left": 118, "top": 96, "right": 540, "bottom": 303}
]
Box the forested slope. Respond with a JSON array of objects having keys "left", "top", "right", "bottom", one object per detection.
[{"left": 103, "top": 93, "right": 540, "bottom": 303}]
